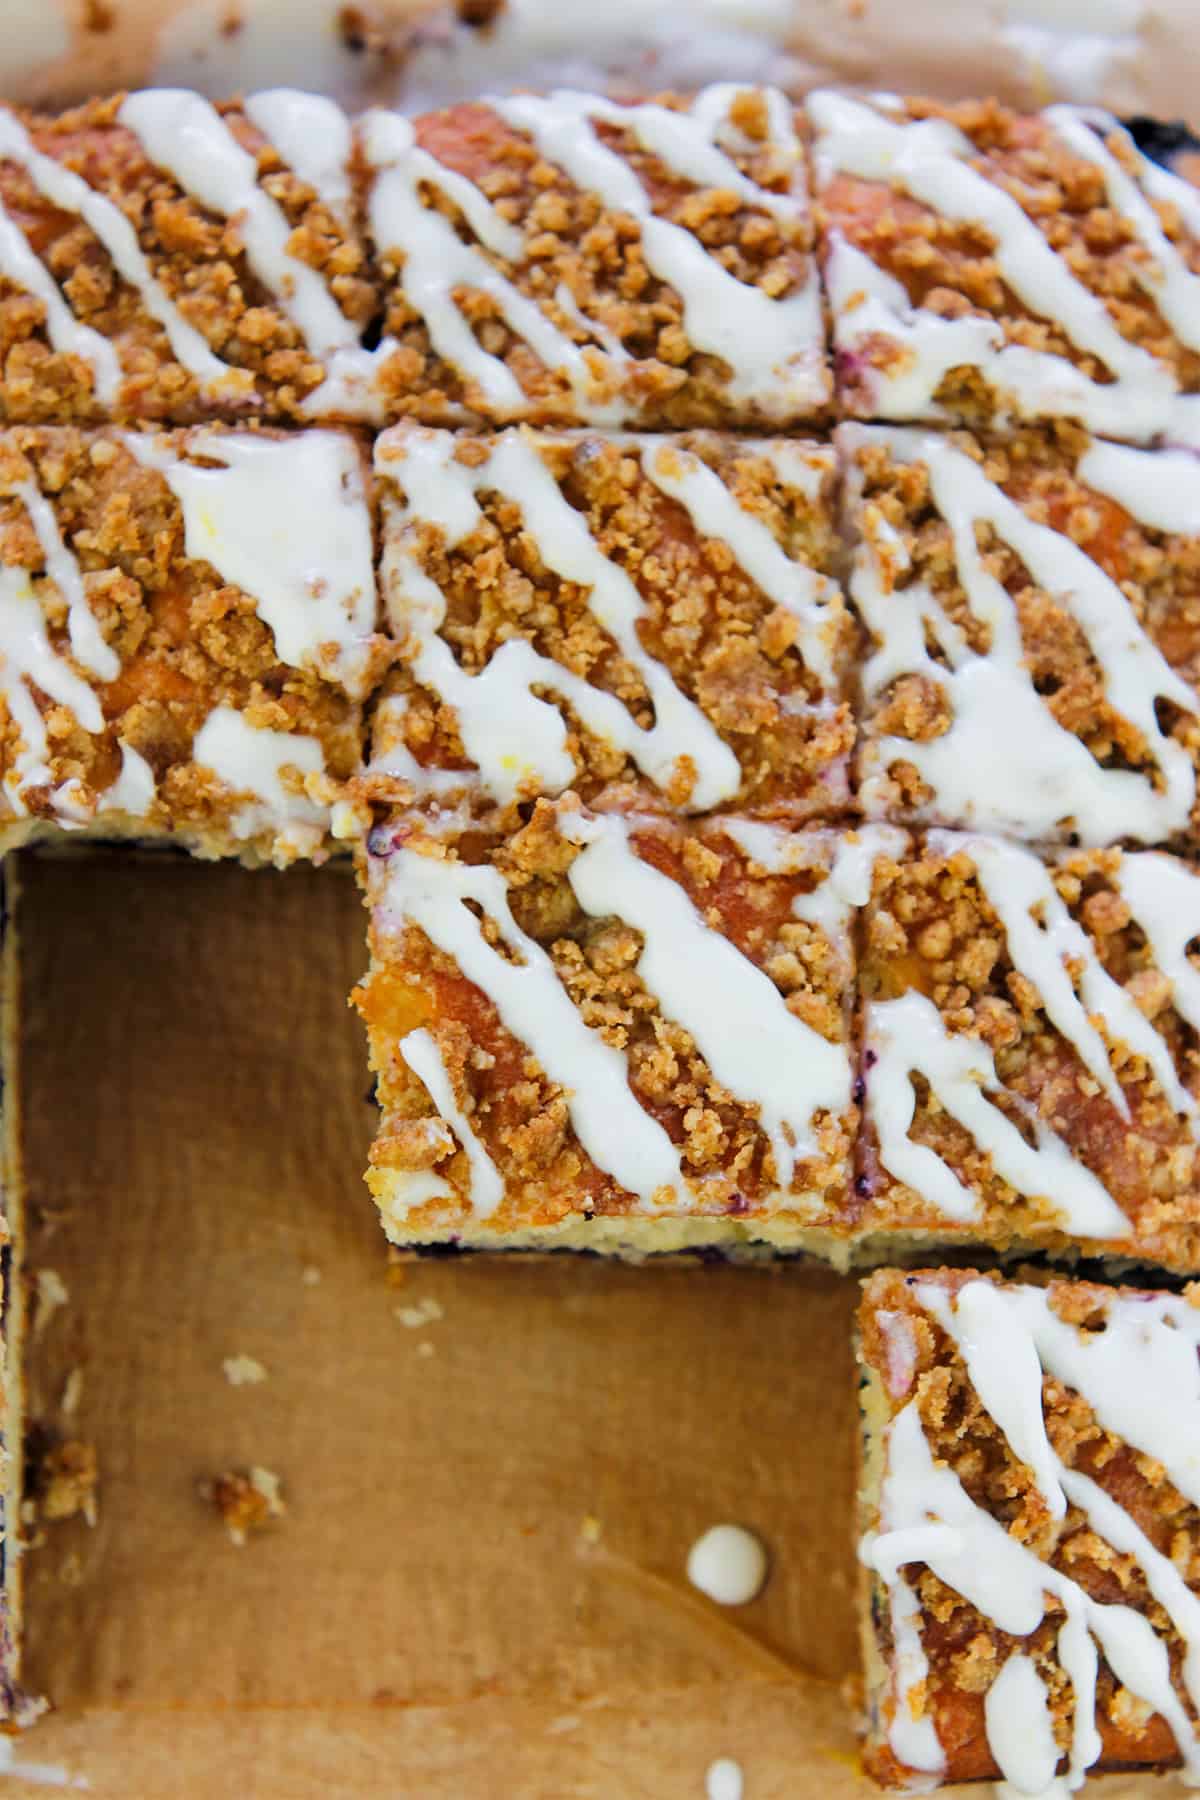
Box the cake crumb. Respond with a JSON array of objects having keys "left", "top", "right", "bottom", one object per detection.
[
  {"left": 33, "top": 1269, "right": 69, "bottom": 1335},
  {"left": 579, "top": 1515, "right": 603, "bottom": 1546},
  {"left": 58, "top": 1550, "right": 84, "bottom": 1588},
  {"left": 204, "top": 1466, "right": 286, "bottom": 1547},
  {"left": 60, "top": 1369, "right": 84, "bottom": 1417},
  {"left": 416, "top": 1340, "right": 435, "bottom": 1359},
  {"left": 38, "top": 1440, "right": 99, "bottom": 1528},
  {"left": 395, "top": 1297, "right": 444, "bottom": 1329},
  {"left": 222, "top": 1354, "right": 268, "bottom": 1387},
  {"left": 301, "top": 1266, "right": 322, "bottom": 1287}
]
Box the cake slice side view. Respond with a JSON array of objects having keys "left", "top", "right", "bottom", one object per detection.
[
  {"left": 858, "top": 1267, "right": 1200, "bottom": 1790},
  {"left": 0, "top": 424, "right": 387, "bottom": 865}
]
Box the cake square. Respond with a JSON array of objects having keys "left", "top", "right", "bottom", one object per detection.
[
  {"left": 353, "top": 802, "right": 893, "bottom": 1255},
  {"left": 0, "top": 424, "right": 385, "bottom": 865},
  {"left": 808, "top": 92, "right": 1200, "bottom": 443},
  {"left": 367, "top": 425, "right": 856, "bottom": 825},
  {"left": 842, "top": 422, "right": 1200, "bottom": 850},
  {"left": 854, "top": 830, "right": 1200, "bottom": 1270},
  {"left": 857, "top": 1267, "right": 1200, "bottom": 1790},
  {"left": 0, "top": 90, "right": 377, "bottom": 423},
  {"left": 360, "top": 86, "right": 829, "bottom": 428}
]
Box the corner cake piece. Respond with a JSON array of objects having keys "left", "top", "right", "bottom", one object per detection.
[
  {"left": 841, "top": 422, "right": 1200, "bottom": 849},
  {"left": 360, "top": 85, "right": 829, "bottom": 428},
  {"left": 0, "top": 424, "right": 385, "bottom": 865},
  {"left": 808, "top": 91, "right": 1200, "bottom": 443},
  {"left": 0, "top": 89, "right": 380, "bottom": 424},
  {"left": 354, "top": 801, "right": 896, "bottom": 1255},
  {"left": 855, "top": 831, "right": 1200, "bottom": 1271},
  {"left": 367, "top": 425, "right": 855, "bottom": 825},
  {"left": 858, "top": 1268, "right": 1200, "bottom": 1790}
]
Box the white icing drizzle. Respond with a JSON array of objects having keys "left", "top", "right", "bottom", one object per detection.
[
  {"left": 118, "top": 89, "right": 380, "bottom": 418},
  {"left": 378, "top": 843, "right": 688, "bottom": 1210},
  {"left": 869, "top": 1278, "right": 1200, "bottom": 1789},
  {"left": 0, "top": 106, "right": 239, "bottom": 407},
  {"left": 361, "top": 85, "right": 823, "bottom": 422},
  {"left": 190, "top": 706, "right": 327, "bottom": 849},
  {"left": 1077, "top": 437, "right": 1200, "bottom": 537},
  {"left": 0, "top": 568, "right": 103, "bottom": 816},
  {"left": 717, "top": 821, "right": 905, "bottom": 977},
  {"left": 847, "top": 425, "right": 1198, "bottom": 845},
  {"left": 808, "top": 90, "right": 1191, "bottom": 439},
  {"left": 638, "top": 438, "right": 838, "bottom": 687},
  {"left": 932, "top": 831, "right": 1198, "bottom": 1130},
  {"left": 704, "top": 1760, "right": 744, "bottom": 1800},
  {"left": 124, "top": 430, "right": 378, "bottom": 696},
  {"left": 367, "top": 690, "right": 467, "bottom": 797},
  {"left": 99, "top": 742, "right": 156, "bottom": 816},
  {"left": 866, "top": 987, "right": 1129, "bottom": 1235},
  {"left": 12, "top": 477, "right": 116, "bottom": 682},
  {"left": 984, "top": 1655, "right": 1060, "bottom": 1796},
  {"left": 1115, "top": 853, "right": 1200, "bottom": 1034},
  {"left": 560, "top": 809, "right": 849, "bottom": 1184},
  {"left": 376, "top": 427, "right": 740, "bottom": 810},
  {"left": 399, "top": 1027, "right": 504, "bottom": 1219}
]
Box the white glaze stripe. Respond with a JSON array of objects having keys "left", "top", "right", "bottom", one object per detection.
[
  {"left": 376, "top": 427, "right": 740, "bottom": 810},
  {"left": 399, "top": 1027, "right": 504, "bottom": 1218},
  {"left": 190, "top": 706, "right": 327, "bottom": 854},
  {"left": 124, "top": 430, "right": 378, "bottom": 696},
  {"left": 560, "top": 810, "right": 849, "bottom": 1184},
  {"left": 809, "top": 91, "right": 1195, "bottom": 441},
  {"left": 847, "top": 425, "right": 1198, "bottom": 846}
]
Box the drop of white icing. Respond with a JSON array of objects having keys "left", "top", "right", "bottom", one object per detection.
[
  {"left": 686, "top": 1524, "right": 768, "bottom": 1606},
  {"left": 704, "top": 1757, "right": 744, "bottom": 1800}
]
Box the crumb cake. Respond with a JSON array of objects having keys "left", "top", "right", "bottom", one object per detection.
[
  {"left": 809, "top": 91, "right": 1200, "bottom": 443},
  {"left": 361, "top": 85, "right": 829, "bottom": 427},
  {"left": 0, "top": 91, "right": 381, "bottom": 423},
  {"left": 855, "top": 830, "right": 1200, "bottom": 1270},
  {"left": 354, "top": 801, "right": 900, "bottom": 1254},
  {"left": 367, "top": 425, "right": 855, "bottom": 825},
  {"left": 858, "top": 1268, "right": 1200, "bottom": 1790},
  {"left": 841, "top": 422, "right": 1200, "bottom": 849},
  {"left": 0, "top": 424, "right": 385, "bottom": 864}
]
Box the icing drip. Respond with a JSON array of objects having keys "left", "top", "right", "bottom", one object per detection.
[
  {"left": 190, "top": 707, "right": 327, "bottom": 851},
  {"left": 560, "top": 810, "right": 849, "bottom": 1184},
  {"left": 376, "top": 427, "right": 741, "bottom": 810},
  {"left": 0, "top": 568, "right": 103, "bottom": 816},
  {"left": 98, "top": 742, "right": 156, "bottom": 816},
  {"left": 399, "top": 1028, "right": 503, "bottom": 1218},
  {"left": 362, "top": 84, "right": 823, "bottom": 422},
  {"left": 847, "top": 425, "right": 1198, "bottom": 845},
  {"left": 377, "top": 842, "right": 688, "bottom": 1210},
  {"left": 124, "top": 430, "right": 378, "bottom": 696},
  {"left": 808, "top": 90, "right": 1194, "bottom": 440},
  {"left": 869, "top": 1279, "right": 1200, "bottom": 1789}
]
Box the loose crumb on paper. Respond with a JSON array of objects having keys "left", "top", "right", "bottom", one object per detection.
[
  {"left": 395, "top": 1297, "right": 444, "bottom": 1329},
  {"left": 546, "top": 1715, "right": 580, "bottom": 1737},
  {"left": 33, "top": 1269, "right": 69, "bottom": 1336},
  {"left": 59, "top": 1369, "right": 83, "bottom": 1417},
  {"left": 415, "top": 1340, "right": 435, "bottom": 1359},
  {"left": 37, "top": 1441, "right": 99, "bottom": 1529},
  {"left": 203, "top": 1466, "right": 286, "bottom": 1547},
  {"left": 579, "top": 1515, "right": 603, "bottom": 1547},
  {"left": 301, "top": 1266, "right": 322, "bottom": 1287},
  {"left": 222, "top": 1354, "right": 268, "bottom": 1387}
]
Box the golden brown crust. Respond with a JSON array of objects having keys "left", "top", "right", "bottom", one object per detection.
[{"left": 858, "top": 1268, "right": 1200, "bottom": 1786}]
